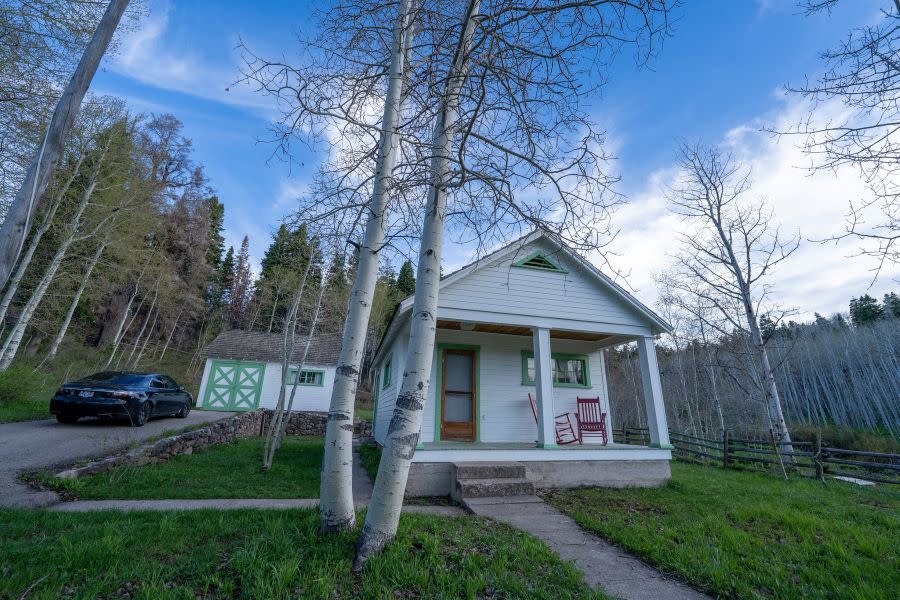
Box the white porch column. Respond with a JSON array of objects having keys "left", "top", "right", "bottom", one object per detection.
[
  {"left": 636, "top": 335, "right": 671, "bottom": 448},
  {"left": 532, "top": 327, "right": 555, "bottom": 447}
]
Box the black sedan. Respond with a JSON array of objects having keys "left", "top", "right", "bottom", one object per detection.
[{"left": 50, "top": 372, "right": 193, "bottom": 426}]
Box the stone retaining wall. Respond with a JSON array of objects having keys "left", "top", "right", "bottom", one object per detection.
[{"left": 55, "top": 410, "right": 372, "bottom": 480}]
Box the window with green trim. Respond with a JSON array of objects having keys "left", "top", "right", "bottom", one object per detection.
[
  {"left": 512, "top": 251, "right": 567, "bottom": 273},
  {"left": 285, "top": 368, "right": 325, "bottom": 386},
  {"left": 521, "top": 351, "right": 590, "bottom": 387},
  {"left": 382, "top": 354, "right": 392, "bottom": 388}
]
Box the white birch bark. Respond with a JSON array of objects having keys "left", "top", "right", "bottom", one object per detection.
[
  {"left": 123, "top": 283, "right": 158, "bottom": 368},
  {"left": 41, "top": 241, "right": 106, "bottom": 363},
  {"left": 319, "top": 0, "right": 416, "bottom": 532},
  {"left": 0, "top": 176, "right": 97, "bottom": 370},
  {"left": 157, "top": 306, "right": 183, "bottom": 362},
  {"left": 131, "top": 307, "right": 159, "bottom": 369},
  {"left": 275, "top": 270, "right": 328, "bottom": 450},
  {"left": 263, "top": 252, "right": 315, "bottom": 469},
  {"left": 0, "top": 155, "right": 83, "bottom": 328},
  {"left": 267, "top": 287, "right": 281, "bottom": 333},
  {"left": 354, "top": 0, "right": 481, "bottom": 565},
  {"left": 105, "top": 290, "right": 141, "bottom": 368},
  {"left": 0, "top": 0, "right": 131, "bottom": 290}
]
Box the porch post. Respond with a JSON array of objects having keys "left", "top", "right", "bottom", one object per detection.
[
  {"left": 636, "top": 335, "right": 671, "bottom": 448},
  {"left": 532, "top": 327, "right": 555, "bottom": 447}
]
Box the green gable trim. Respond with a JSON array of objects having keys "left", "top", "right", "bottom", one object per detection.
[
  {"left": 433, "top": 343, "right": 481, "bottom": 443},
  {"left": 521, "top": 350, "right": 591, "bottom": 389},
  {"left": 512, "top": 250, "right": 568, "bottom": 273}
]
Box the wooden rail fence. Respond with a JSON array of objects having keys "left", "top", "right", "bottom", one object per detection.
[{"left": 613, "top": 426, "right": 900, "bottom": 486}]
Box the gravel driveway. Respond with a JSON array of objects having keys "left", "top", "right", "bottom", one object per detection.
[{"left": 0, "top": 411, "right": 235, "bottom": 508}]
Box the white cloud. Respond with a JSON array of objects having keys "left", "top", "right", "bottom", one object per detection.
[
  {"left": 109, "top": 0, "right": 271, "bottom": 112},
  {"left": 591, "top": 96, "right": 900, "bottom": 321}
]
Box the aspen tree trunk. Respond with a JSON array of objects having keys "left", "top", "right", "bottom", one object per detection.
[
  {"left": 263, "top": 253, "right": 315, "bottom": 469},
  {"left": 0, "top": 178, "right": 97, "bottom": 370},
  {"left": 157, "top": 306, "right": 183, "bottom": 362},
  {"left": 0, "top": 156, "right": 83, "bottom": 327},
  {"left": 131, "top": 308, "right": 159, "bottom": 368},
  {"left": 276, "top": 269, "right": 328, "bottom": 450},
  {"left": 0, "top": 0, "right": 131, "bottom": 290},
  {"left": 319, "top": 0, "right": 416, "bottom": 532},
  {"left": 124, "top": 284, "right": 158, "bottom": 367},
  {"left": 746, "top": 308, "right": 794, "bottom": 454},
  {"left": 354, "top": 0, "right": 481, "bottom": 566},
  {"left": 105, "top": 290, "right": 141, "bottom": 368},
  {"left": 42, "top": 241, "right": 106, "bottom": 363},
  {"left": 707, "top": 363, "right": 726, "bottom": 437},
  {"left": 267, "top": 287, "right": 281, "bottom": 333}
]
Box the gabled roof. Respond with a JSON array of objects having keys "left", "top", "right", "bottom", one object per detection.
[
  {"left": 373, "top": 230, "right": 672, "bottom": 363},
  {"left": 202, "top": 330, "right": 343, "bottom": 366}
]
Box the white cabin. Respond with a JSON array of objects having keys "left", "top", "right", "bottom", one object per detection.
[
  {"left": 372, "top": 232, "right": 674, "bottom": 494},
  {"left": 197, "top": 331, "right": 341, "bottom": 412}
]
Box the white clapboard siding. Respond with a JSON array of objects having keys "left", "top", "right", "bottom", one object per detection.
[
  {"left": 373, "top": 323, "right": 409, "bottom": 444},
  {"left": 418, "top": 329, "right": 612, "bottom": 444},
  {"left": 439, "top": 238, "right": 646, "bottom": 329},
  {"left": 258, "top": 363, "right": 337, "bottom": 412}
]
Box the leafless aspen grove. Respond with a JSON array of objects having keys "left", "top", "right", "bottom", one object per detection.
[{"left": 608, "top": 315, "right": 900, "bottom": 441}]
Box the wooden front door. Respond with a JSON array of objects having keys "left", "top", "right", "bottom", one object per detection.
[{"left": 440, "top": 349, "right": 476, "bottom": 441}]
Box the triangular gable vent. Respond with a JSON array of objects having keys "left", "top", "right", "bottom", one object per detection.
[{"left": 513, "top": 252, "right": 567, "bottom": 273}]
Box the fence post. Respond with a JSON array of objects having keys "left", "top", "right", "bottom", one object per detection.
[
  {"left": 623, "top": 425, "right": 628, "bottom": 445},
  {"left": 814, "top": 431, "right": 825, "bottom": 484},
  {"left": 722, "top": 430, "right": 730, "bottom": 469}
]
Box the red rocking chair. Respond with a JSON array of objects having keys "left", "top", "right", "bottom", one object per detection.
[
  {"left": 529, "top": 393, "right": 580, "bottom": 445},
  {"left": 576, "top": 397, "right": 609, "bottom": 445}
]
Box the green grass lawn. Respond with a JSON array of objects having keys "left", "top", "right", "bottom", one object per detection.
[
  {"left": 0, "top": 508, "right": 604, "bottom": 599},
  {"left": 544, "top": 462, "right": 900, "bottom": 600},
  {"left": 0, "top": 365, "right": 55, "bottom": 423},
  {"left": 358, "top": 440, "right": 381, "bottom": 481},
  {"left": 47, "top": 436, "right": 324, "bottom": 499}
]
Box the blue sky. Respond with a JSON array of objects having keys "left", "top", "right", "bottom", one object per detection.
[{"left": 92, "top": 0, "right": 897, "bottom": 318}]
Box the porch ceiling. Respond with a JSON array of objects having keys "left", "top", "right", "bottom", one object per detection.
[{"left": 436, "top": 320, "right": 619, "bottom": 342}]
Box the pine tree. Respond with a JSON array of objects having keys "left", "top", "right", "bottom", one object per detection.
[
  {"left": 849, "top": 294, "right": 883, "bottom": 327},
  {"left": 883, "top": 292, "right": 900, "bottom": 319},
  {"left": 229, "top": 236, "right": 253, "bottom": 328},
  {"left": 216, "top": 246, "right": 235, "bottom": 310},
  {"left": 395, "top": 259, "right": 415, "bottom": 296},
  {"left": 206, "top": 196, "right": 226, "bottom": 272}
]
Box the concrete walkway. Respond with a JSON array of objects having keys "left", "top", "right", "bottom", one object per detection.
[
  {"left": 465, "top": 496, "right": 712, "bottom": 600},
  {"left": 50, "top": 498, "right": 466, "bottom": 516}
]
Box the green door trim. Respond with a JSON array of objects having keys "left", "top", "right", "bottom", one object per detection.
[
  {"left": 433, "top": 343, "right": 481, "bottom": 442},
  {"left": 203, "top": 359, "right": 266, "bottom": 412}
]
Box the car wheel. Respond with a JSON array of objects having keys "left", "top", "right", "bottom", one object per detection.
[
  {"left": 55, "top": 414, "right": 79, "bottom": 424},
  {"left": 132, "top": 401, "right": 153, "bottom": 427},
  {"left": 175, "top": 401, "right": 191, "bottom": 418}
]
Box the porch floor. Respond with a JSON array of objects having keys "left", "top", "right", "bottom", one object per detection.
[
  {"left": 412, "top": 441, "right": 671, "bottom": 463},
  {"left": 419, "top": 441, "right": 641, "bottom": 450}
]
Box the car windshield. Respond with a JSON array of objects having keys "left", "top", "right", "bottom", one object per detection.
[{"left": 77, "top": 372, "right": 148, "bottom": 386}]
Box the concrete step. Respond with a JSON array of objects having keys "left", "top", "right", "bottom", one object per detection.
[
  {"left": 455, "top": 477, "right": 535, "bottom": 498},
  {"left": 453, "top": 461, "right": 526, "bottom": 480}
]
